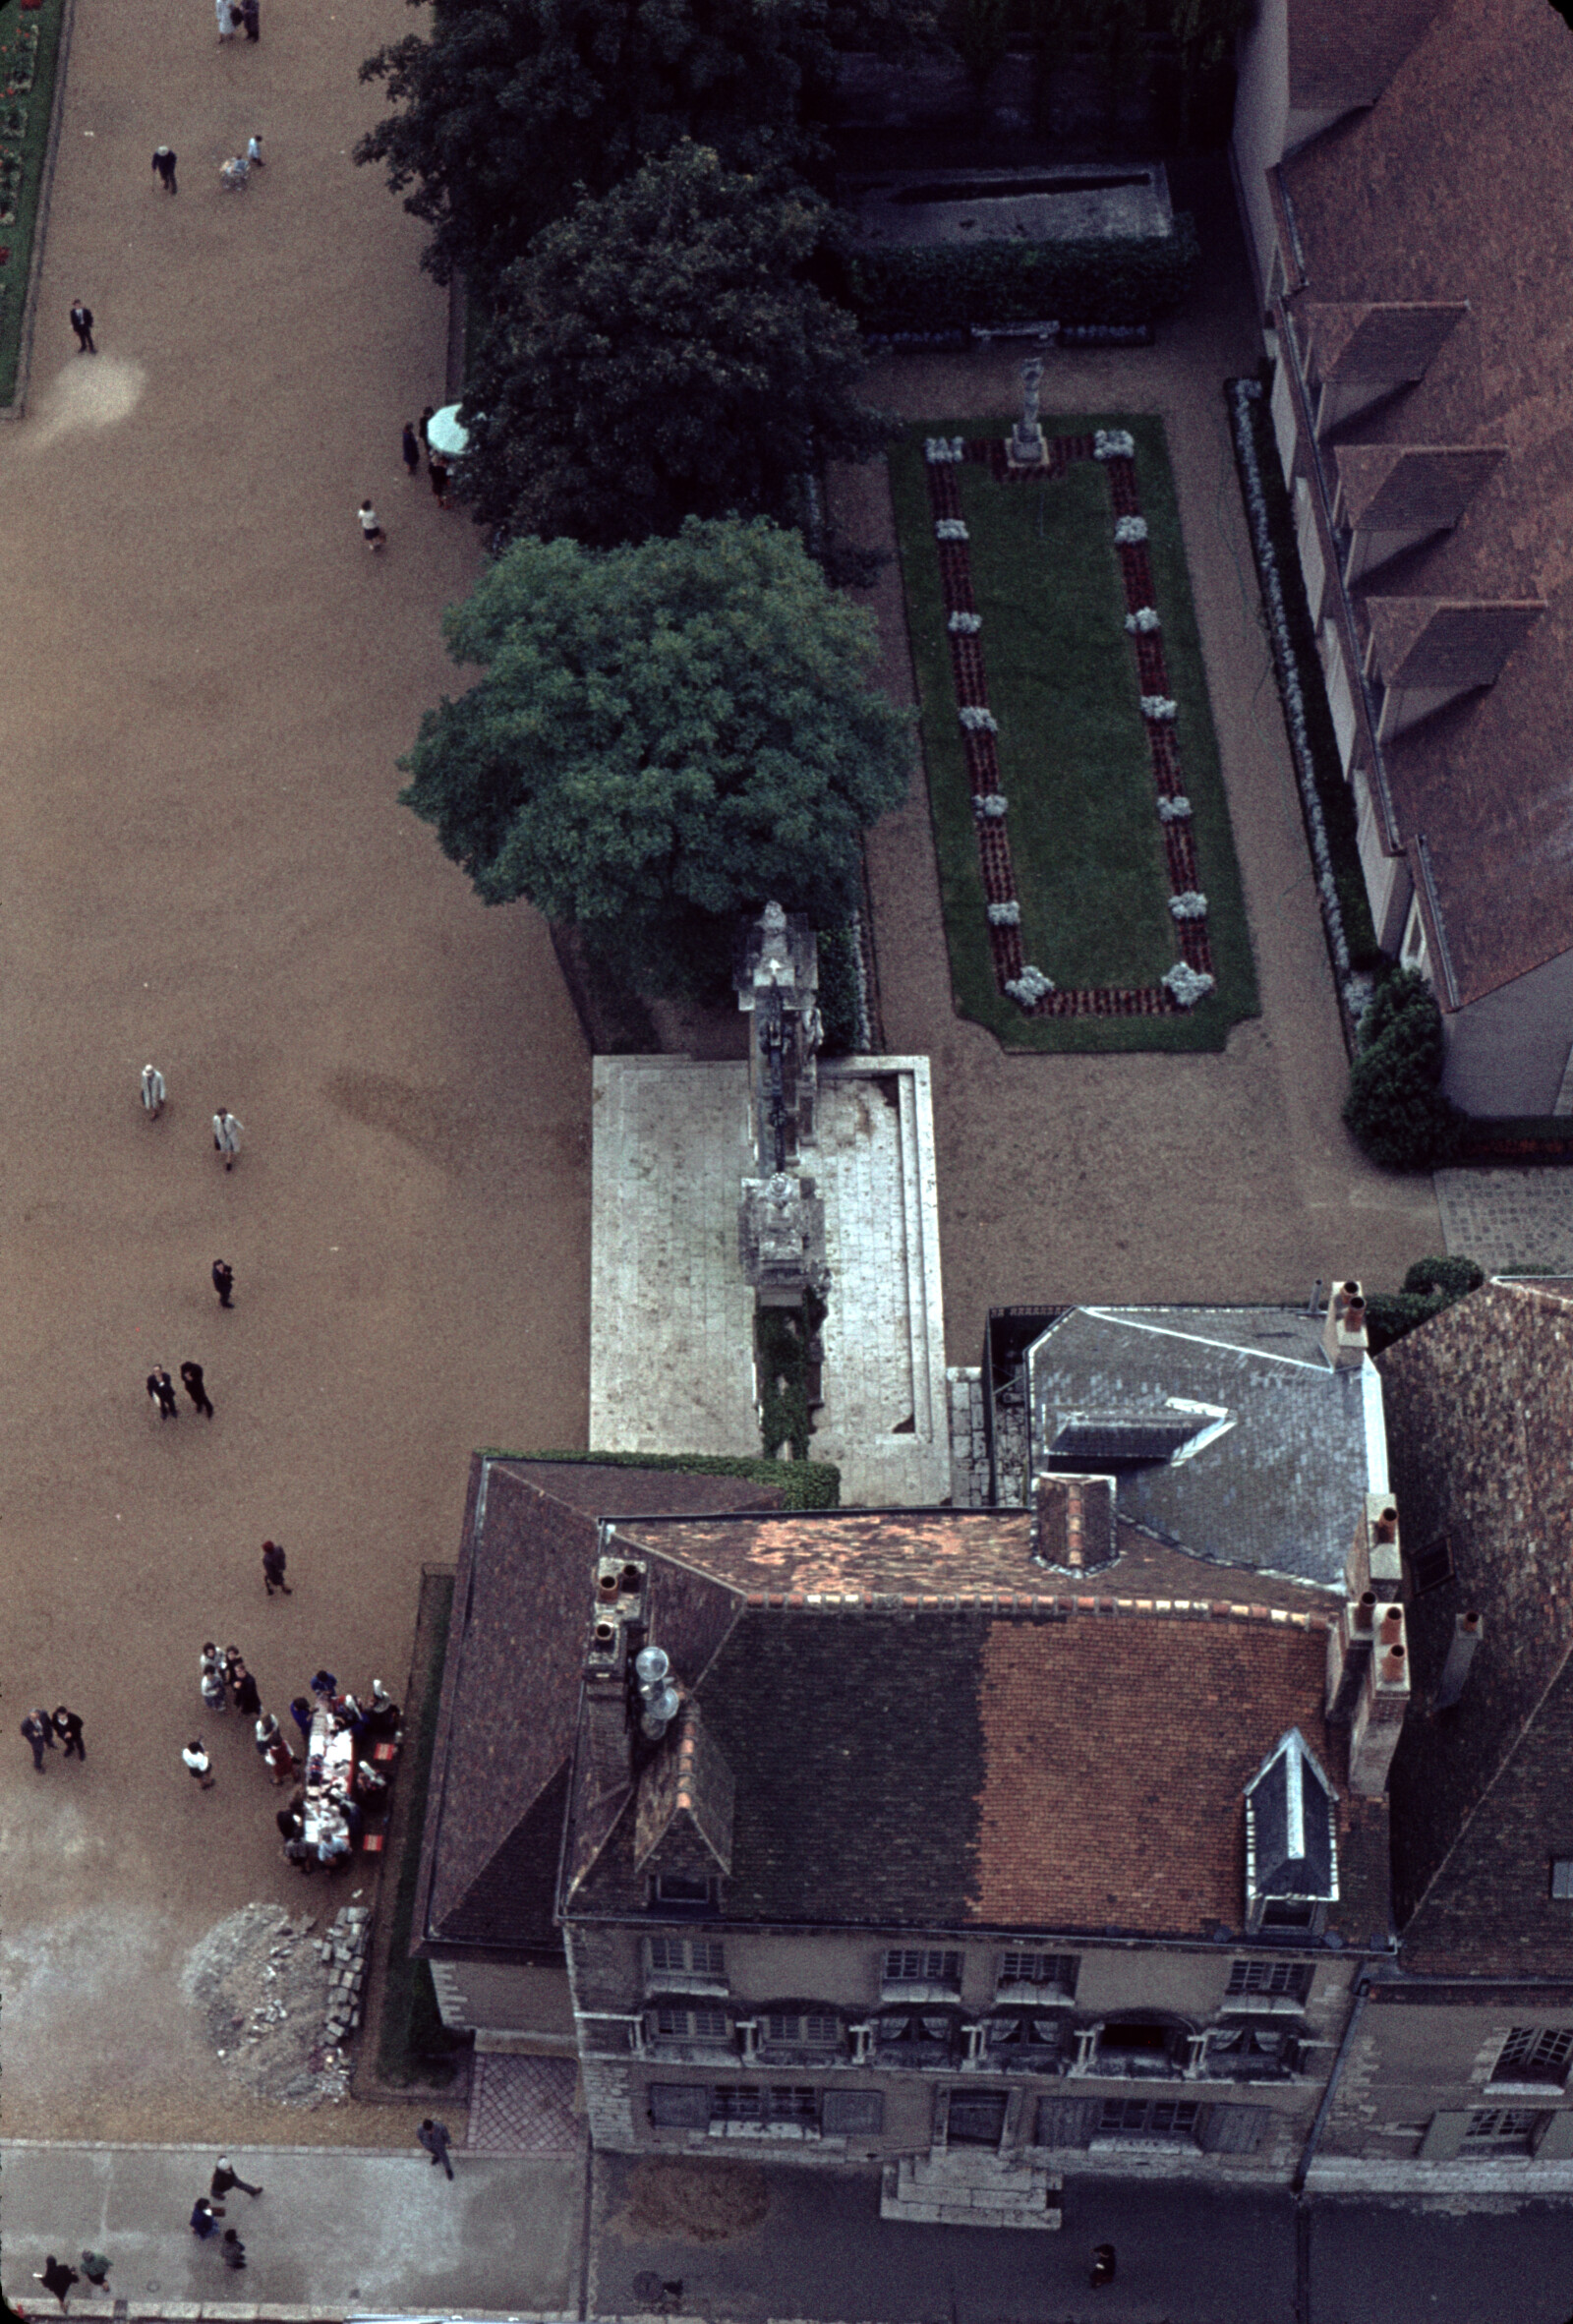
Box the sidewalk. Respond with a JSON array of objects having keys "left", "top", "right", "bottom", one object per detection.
[{"left": 0, "top": 2144, "right": 586, "bottom": 2317}]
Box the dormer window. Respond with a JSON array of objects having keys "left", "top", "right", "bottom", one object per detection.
[
  {"left": 997, "top": 1950, "right": 1078, "bottom": 2002},
  {"left": 1243, "top": 1728, "right": 1338, "bottom": 1938},
  {"left": 649, "top": 1871, "right": 718, "bottom": 1914},
  {"left": 882, "top": 1947, "right": 961, "bottom": 1998}
]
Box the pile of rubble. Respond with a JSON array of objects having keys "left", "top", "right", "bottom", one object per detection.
[{"left": 319, "top": 1904, "right": 371, "bottom": 2048}]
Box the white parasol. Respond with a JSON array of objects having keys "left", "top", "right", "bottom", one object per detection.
[{"left": 427, "top": 404, "right": 470, "bottom": 458}]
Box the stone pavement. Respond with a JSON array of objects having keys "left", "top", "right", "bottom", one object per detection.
[
  {"left": 588, "top": 1059, "right": 948, "bottom": 1503},
  {"left": 468, "top": 2056, "right": 581, "bottom": 2158},
  {"left": 1433, "top": 1166, "right": 1573, "bottom": 1274},
  {"left": 0, "top": 2142, "right": 585, "bottom": 2314}
]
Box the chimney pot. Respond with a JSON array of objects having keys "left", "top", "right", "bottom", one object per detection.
[
  {"left": 597, "top": 1574, "right": 619, "bottom": 1601},
  {"left": 1379, "top": 1606, "right": 1403, "bottom": 1643},
  {"left": 1463, "top": 1609, "right": 1481, "bottom": 1632},
  {"left": 593, "top": 1619, "right": 615, "bottom": 1647},
  {"left": 1380, "top": 1643, "right": 1406, "bottom": 1681},
  {"left": 620, "top": 1563, "right": 642, "bottom": 1592},
  {"left": 1374, "top": 1509, "right": 1397, "bottom": 1542}
]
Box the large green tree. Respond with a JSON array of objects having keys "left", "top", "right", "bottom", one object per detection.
[
  {"left": 458, "top": 145, "right": 894, "bottom": 549},
  {"left": 398, "top": 516, "right": 913, "bottom": 993},
  {"left": 357, "top": 0, "right": 934, "bottom": 292}
]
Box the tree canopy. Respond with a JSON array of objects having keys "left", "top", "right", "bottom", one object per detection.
[
  {"left": 357, "top": 0, "right": 934, "bottom": 290},
  {"left": 458, "top": 145, "right": 892, "bottom": 548},
  {"left": 398, "top": 517, "right": 913, "bottom": 993}
]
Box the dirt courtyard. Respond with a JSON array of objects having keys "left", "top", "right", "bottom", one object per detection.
[{"left": 0, "top": 0, "right": 588, "bottom": 2142}]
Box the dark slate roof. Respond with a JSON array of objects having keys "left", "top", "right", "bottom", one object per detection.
[
  {"left": 1280, "top": 0, "right": 1573, "bottom": 1009},
  {"left": 1026, "top": 1307, "right": 1381, "bottom": 1589},
  {"left": 564, "top": 1588, "right": 1388, "bottom": 1944},
  {"left": 414, "top": 1456, "right": 778, "bottom": 1956},
  {"left": 1377, "top": 1280, "right": 1573, "bottom": 1972}
]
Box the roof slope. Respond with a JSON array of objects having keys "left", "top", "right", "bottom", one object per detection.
[
  {"left": 1281, "top": 0, "right": 1573, "bottom": 1006},
  {"left": 1026, "top": 1307, "right": 1376, "bottom": 1588},
  {"left": 1377, "top": 1279, "right": 1573, "bottom": 1968}
]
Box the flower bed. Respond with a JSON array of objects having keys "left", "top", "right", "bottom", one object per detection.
[
  {"left": 892, "top": 413, "right": 1257, "bottom": 1049},
  {"left": 0, "top": 0, "right": 67, "bottom": 408}
]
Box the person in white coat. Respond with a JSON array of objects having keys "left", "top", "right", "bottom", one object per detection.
[
  {"left": 141, "top": 1064, "right": 166, "bottom": 1119},
  {"left": 212, "top": 1108, "right": 244, "bottom": 1169}
]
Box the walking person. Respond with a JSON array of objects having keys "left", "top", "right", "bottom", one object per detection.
[
  {"left": 211, "top": 2155, "right": 263, "bottom": 2199},
  {"left": 182, "top": 1739, "right": 215, "bottom": 1788},
  {"left": 1089, "top": 2243, "right": 1117, "bottom": 2290},
  {"left": 212, "top": 1257, "right": 235, "bottom": 1307},
  {"left": 69, "top": 300, "right": 94, "bottom": 352},
  {"left": 212, "top": 1108, "right": 244, "bottom": 1169},
  {"left": 220, "top": 2231, "right": 247, "bottom": 2272},
  {"left": 52, "top": 1706, "right": 86, "bottom": 1760},
  {"left": 246, "top": 131, "right": 263, "bottom": 165},
  {"left": 190, "top": 2198, "right": 223, "bottom": 2238},
  {"left": 180, "top": 1360, "right": 214, "bottom": 1418},
  {"left": 21, "top": 1710, "right": 53, "bottom": 1771},
  {"left": 241, "top": 0, "right": 260, "bottom": 36},
  {"left": 151, "top": 146, "right": 178, "bottom": 194},
  {"left": 402, "top": 422, "right": 421, "bottom": 478},
  {"left": 79, "top": 2254, "right": 111, "bottom": 2294},
  {"left": 147, "top": 1365, "right": 179, "bottom": 1420},
  {"left": 357, "top": 500, "right": 386, "bottom": 552},
  {"left": 262, "top": 1539, "right": 291, "bottom": 1595},
  {"left": 215, "top": 0, "right": 234, "bottom": 38},
  {"left": 141, "top": 1062, "right": 167, "bottom": 1116},
  {"left": 32, "top": 2257, "right": 79, "bottom": 2310},
  {"left": 417, "top": 2119, "right": 454, "bottom": 2179}
]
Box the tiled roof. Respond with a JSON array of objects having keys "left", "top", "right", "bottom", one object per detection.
[
  {"left": 1332, "top": 443, "right": 1505, "bottom": 531},
  {"left": 1366, "top": 598, "right": 1545, "bottom": 689},
  {"left": 1377, "top": 1280, "right": 1573, "bottom": 1971},
  {"left": 1281, "top": 0, "right": 1573, "bottom": 1006},
  {"left": 564, "top": 1593, "right": 1387, "bottom": 1943},
  {"left": 1025, "top": 1307, "right": 1379, "bottom": 1588},
  {"left": 1286, "top": 0, "right": 1444, "bottom": 108}
]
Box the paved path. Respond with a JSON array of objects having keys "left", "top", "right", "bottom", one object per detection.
[
  {"left": 0, "top": 0, "right": 589, "bottom": 2152},
  {"left": 835, "top": 158, "right": 1439, "bottom": 1361},
  {"left": 1, "top": 2142, "right": 585, "bottom": 2313},
  {"left": 1433, "top": 1166, "right": 1573, "bottom": 1273}
]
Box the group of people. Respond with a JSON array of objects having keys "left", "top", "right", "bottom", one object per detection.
[
  {"left": 146, "top": 1360, "right": 213, "bottom": 1421},
  {"left": 273, "top": 1671, "right": 401, "bottom": 1870},
  {"left": 31, "top": 2251, "right": 110, "bottom": 2308},
  {"left": 190, "top": 2153, "right": 263, "bottom": 2272},
  {"left": 20, "top": 1706, "right": 87, "bottom": 1772},
  {"left": 358, "top": 408, "right": 455, "bottom": 554},
  {"left": 140, "top": 1065, "right": 246, "bottom": 1171}
]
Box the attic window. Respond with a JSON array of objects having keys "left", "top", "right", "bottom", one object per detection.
[
  {"left": 1550, "top": 1861, "right": 1573, "bottom": 1901},
  {"left": 883, "top": 1947, "right": 961, "bottom": 1992},
  {"left": 1259, "top": 1901, "right": 1315, "bottom": 1930},
  {"left": 1490, "top": 2027, "right": 1573, "bottom": 2088},
  {"left": 998, "top": 1950, "right": 1079, "bottom": 1998},
  {"left": 650, "top": 1872, "right": 717, "bottom": 1912},
  {"left": 647, "top": 1936, "right": 726, "bottom": 1982},
  {"left": 1409, "top": 1537, "right": 1454, "bottom": 1595},
  {"left": 764, "top": 2012, "right": 841, "bottom": 2046},
  {"left": 1226, "top": 1960, "right": 1312, "bottom": 2001}
]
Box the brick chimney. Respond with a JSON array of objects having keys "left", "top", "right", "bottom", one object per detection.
[
  {"left": 580, "top": 1553, "right": 645, "bottom": 1803},
  {"left": 1325, "top": 1590, "right": 1377, "bottom": 1722},
  {"left": 1433, "top": 1609, "right": 1484, "bottom": 1714},
  {"left": 1346, "top": 1493, "right": 1402, "bottom": 1598},
  {"left": 1350, "top": 1600, "right": 1410, "bottom": 1795},
  {"left": 1322, "top": 1279, "right": 1368, "bottom": 1372},
  {"left": 1030, "top": 1472, "right": 1117, "bottom": 1573}
]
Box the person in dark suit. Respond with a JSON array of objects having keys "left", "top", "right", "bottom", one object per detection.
[
  {"left": 212, "top": 1258, "right": 235, "bottom": 1307},
  {"left": 180, "top": 1360, "right": 214, "bottom": 1418},
  {"left": 21, "top": 1711, "right": 52, "bottom": 1770},
  {"left": 69, "top": 301, "right": 94, "bottom": 352},
  {"left": 33, "top": 2256, "right": 79, "bottom": 2308},
  {"left": 262, "top": 1539, "right": 290, "bottom": 1594},
  {"left": 402, "top": 422, "right": 421, "bottom": 477},
  {"left": 231, "top": 1663, "right": 261, "bottom": 1717},
  {"left": 52, "top": 1706, "right": 86, "bottom": 1759},
  {"left": 151, "top": 146, "right": 178, "bottom": 194},
  {"left": 147, "top": 1365, "right": 178, "bottom": 1419},
  {"left": 190, "top": 2199, "right": 223, "bottom": 2239},
  {"left": 211, "top": 2155, "right": 262, "bottom": 2199}
]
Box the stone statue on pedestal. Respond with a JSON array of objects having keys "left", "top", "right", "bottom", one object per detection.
[
  {"left": 1010, "top": 356, "right": 1047, "bottom": 468},
  {"left": 734, "top": 901, "right": 821, "bottom": 1176}
]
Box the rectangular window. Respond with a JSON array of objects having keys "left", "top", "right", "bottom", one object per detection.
[
  {"left": 1551, "top": 1862, "right": 1573, "bottom": 1902},
  {"left": 649, "top": 2083, "right": 710, "bottom": 2128},
  {"left": 998, "top": 1951, "right": 1079, "bottom": 1996},
  {"left": 1226, "top": 1960, "right": 1313, "bottom": 2001},
  {"left": 946, "top": 2090, "right": 1009, "bottom": 2147},
  {"left": 711, "top": 2085, "right": 817, "bottom": 2124},
  {"left": 883, "top": 1948, "right": 961, "bottom": 1986},
  {"left": 764, "top": 2012, "right": 840, "bottom": 2046},
  {"left": 653, "top": 1872, "right": 714, "bottom": 1904},
  {"left": 822, "top": 2089, "right": 884, "bottom": 2136},
  {"left": 1259, "top": 1900, "right": 1315, "bottom": 1930},
  {"left": 1409, "top": 1537, "right": 1453, "bottom": 1594},
  {"left": 647, "top": 1936, "right": 726, "bottom": 1978},
  {"left": 1493, "top": 2027, "right": 1573, "bottom": 2086},
  {"left": 654, "top": 2007, "right": 729, "bottom": 2040},
  {"left": 1097, "top": 2098, "right": 1200, "bottom": 2141},
  {"left": 1464, "top": 2109, "right": 1541, "bottom": 2151}
]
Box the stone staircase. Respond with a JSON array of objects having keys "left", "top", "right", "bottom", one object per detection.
[{"left": 880, "top": 2152, "right": 1064, "bottom": 2229}]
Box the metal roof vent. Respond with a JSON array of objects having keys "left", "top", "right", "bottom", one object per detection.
[{"left": 635, "top": 1646, "right": 680, "bottom": 1740}]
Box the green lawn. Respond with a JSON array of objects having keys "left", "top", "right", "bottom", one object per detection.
[
  {"left": 889, "top": 413, "right": 1260, "bottom": 1053},
  {"left": 0, "top": 0, "right": 66, "bottom": 410}
]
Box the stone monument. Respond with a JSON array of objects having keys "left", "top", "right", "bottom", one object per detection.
[
  {"left": 734, "top": 901, "right": 821, "bottom": 1176},
  {"left": 1009, "top": 356, "right": 1047, "bottom": 469}
]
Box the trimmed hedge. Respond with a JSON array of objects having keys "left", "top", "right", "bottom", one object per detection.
[
  {"left": 1363, "top": 1256, "right": 1485, "bottom": 1356},
  {"left": 817, "top": 925, "right": 862, "bottom": 1055},
  {"left": 843, "top": 213, "right": 1199, "bottom": 335},
  {"left": 495, "top": 1446, "right": 841, "bottom": 1509},
  {"left": 1343, "top": 968, "right": 1465, "bottom": 1171}
]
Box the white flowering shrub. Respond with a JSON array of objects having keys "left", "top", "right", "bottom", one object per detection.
[
  {"left": 1114, "top": 515, "right": 1148, "bottom": 545},
  {"left": 1168, "top": 891, "right": 1208, "bottom": 920},
  {"left": 1005, "top": 965, "right": 1055, "bottom": 1006},
  {"left": 987, "top": 900, "right": 1021, "bottom": 926},
  {"left": 948, "top": 611, "right": 982, "bottom": 634},
  {"left": 935, "top": 518, "right": 969, "bottom": 542},
  {"left": 1156, "top": 795, "right": 1192, "bottom": 823},
  {"left": 1124, "top": 607, "right": 1161, "bottom": 633},
  {"left": 1093, "top": 430, "right": 1136, "bottom": 460},
  {"left": 1163, "top": 961, "right": 1215, "bottom": 1008},
  {"left": 1140, "top": 695, "right": 1178, "bottom": 722},
  {"left": 925, "top": 436, "right": 966, "bottom": 463},
  {"left": 972, "top": 793, "right": 1009, "bottom": 819},
  {"left": 959, "top": 706, "right": 998, "bottom": 732}
]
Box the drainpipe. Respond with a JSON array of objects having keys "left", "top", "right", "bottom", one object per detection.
[{"left": 1292, "top": 1974, "right": 1371, "bottom": 2324}]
